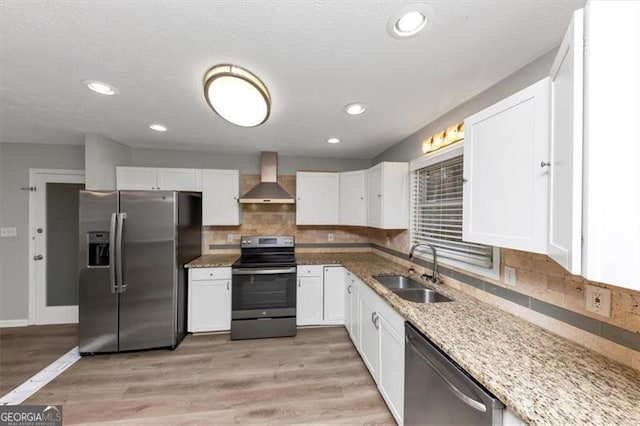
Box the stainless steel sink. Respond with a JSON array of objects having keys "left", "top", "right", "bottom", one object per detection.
[
  {"left": 392, "top": 288, "right": 453, "bottom": 304},
  {"left": 373, "top": 275, "right": 425, "bottom": 290}
]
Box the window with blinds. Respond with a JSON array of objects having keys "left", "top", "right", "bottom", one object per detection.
[{"left": 412, "top": 155, "right": 493, "bottom": 268}]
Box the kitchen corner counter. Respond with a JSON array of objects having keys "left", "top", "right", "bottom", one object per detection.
[
  {"left": 185, "top": 254, "right": 238, "bottom": 268},
  {"left": 297, "top": 252, "right": 640, "bottom": 426}
]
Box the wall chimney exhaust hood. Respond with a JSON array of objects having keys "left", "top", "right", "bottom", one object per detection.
[{"left": 239, "top": 152, "right": 295, "bottom": 204}]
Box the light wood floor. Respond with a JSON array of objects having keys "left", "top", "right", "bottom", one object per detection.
[
  {"left": 0, "top": 324, "right": 78, "bottom": 395},
  {"left": 20, "top": 327, "right": 394, "bottom": 425}
]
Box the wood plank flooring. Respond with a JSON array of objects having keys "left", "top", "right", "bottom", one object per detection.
[
  {"left": 0, "top": 324, "right": 78, "bottom": 395},
  {"left": 23, "top": 327, "right": 395, "bottom": 425}
]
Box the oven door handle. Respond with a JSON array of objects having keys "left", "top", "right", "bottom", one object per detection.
[{"left": 232, "top": 267, "right": 297, "bottom": 275}]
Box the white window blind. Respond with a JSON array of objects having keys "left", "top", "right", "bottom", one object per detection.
[{"left": 412, "top": 155, "right": 493, "bottom": 268}]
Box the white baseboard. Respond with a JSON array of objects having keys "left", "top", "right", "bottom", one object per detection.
[{"left": 0, "top": 319, "right": 29, "bottom": 328}]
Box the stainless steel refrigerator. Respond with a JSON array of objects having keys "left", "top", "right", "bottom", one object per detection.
[{"left": 78, "top": 190, "right": 201, "bottom": 354}]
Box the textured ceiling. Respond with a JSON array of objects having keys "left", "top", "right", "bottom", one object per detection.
[{"left": 0, "top": 1, "right": 584, "bottom": 159}]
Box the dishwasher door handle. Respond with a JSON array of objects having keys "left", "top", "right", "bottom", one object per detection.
[{"left": 406, "top": 336, "right": 487, "bottom": 413}]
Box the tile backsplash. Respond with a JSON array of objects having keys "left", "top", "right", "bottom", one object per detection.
[{"left": 203, "top": 174, "right": 638, "bottom": 369}]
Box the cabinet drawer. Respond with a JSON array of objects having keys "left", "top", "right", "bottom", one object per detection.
[
  {"left": 297, "top": 265, "right": 323, "bottom": 277},
  {"left": 190, "top": 267, "right": 231, "bottom": 281}
]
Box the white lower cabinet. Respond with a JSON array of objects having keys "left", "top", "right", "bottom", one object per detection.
[
  {"left": 296, "top": 275, "right": 323, "bottom": 326},
  {"left": 323, "top": 266, "right": 345, "bottom": 324},
  {"left": 503, "top": 407, "right": 527, "bottom": 426},
  {"left": 188, "top": 268, "right": 231, "bottom": 333},
  {"left": 348, "top": 271, "right": 404, "bottom": 425}
]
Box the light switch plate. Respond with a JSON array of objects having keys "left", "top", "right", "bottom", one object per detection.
[
  {"left": 328, "top": 233, "right": 334, "bottom": 242},
  {"left": 585, "top": 285, "right": 611, "bottom": 318},
  {"left": 1, "top": 227, "right": 17, "bottom": 237},
  {"left": 227, "top": 234, "right": 234, "bottom": 243},
  {"left": 504, "top": 266, "right": 517, "bottom": 286}
]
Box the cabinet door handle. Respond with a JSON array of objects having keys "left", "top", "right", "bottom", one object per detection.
[
  {"left": 347, "top": 285, "right": 351, "bottom": 294},
  {"left": 298, "top": 279, "right": 301, "bottom": 288},
  {"left": 371, "top": 311, "right": 376, "bottom": 324},
  {"left": 374, "top": 314, "right": 380, "bottom": 329},
  {"left": 377, "top": 194, "right": 381, "bottom": 198},
  {"left": 227, "top": 281, "right": 230, "bottom": 290},
  {"left": 540, "top": 161, "right": 551, "bottom": 168}
]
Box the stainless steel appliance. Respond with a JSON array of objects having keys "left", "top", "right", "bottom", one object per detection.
[
  {"left": 78, "top": 190, "right": 201, "bottom": 354},
  {"left": 231, "top": 235, "right": 296, "bottom": 340},
  {"left": 404, "top": 323, "right": 504, "bottom": 425}
]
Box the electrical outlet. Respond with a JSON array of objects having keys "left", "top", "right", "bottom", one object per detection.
[
  {"left": 227, "top": 234, "right": 234, "bottom": 243},
  {"left": 504, "top": 266, "right": 517, "bottom": 286},
  {"left": 585, "top": 285, "right": 611, "bottom": 318},
  {"left": 327, "top": 233, "right": 334, "bottom": 242},
  {"left": 1, "top": 227, "right": 17, "bottom": 237}
]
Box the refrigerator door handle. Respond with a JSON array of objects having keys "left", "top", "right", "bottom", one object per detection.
[
  {"left": 109, "top": 213, "right": 118, "bottom": 294},
  {"left": 116, "top": 212, "right": 127, "bottom": 293}
]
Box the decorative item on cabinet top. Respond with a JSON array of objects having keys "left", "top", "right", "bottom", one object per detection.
[{"left": 422, "top": 122, "right": 464, "bottom": 154}]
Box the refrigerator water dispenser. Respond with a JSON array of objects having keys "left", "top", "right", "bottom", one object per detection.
[{"left": 87, "top": 231, "right": 110, "bottom": 266}]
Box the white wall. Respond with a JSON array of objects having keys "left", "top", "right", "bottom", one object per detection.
[
  {"left": 0, "top": 143, "right": 85, "bottom": 322},
  {"left": 85, "top": 133, "right": 131, "bottom": 190},
  {"left": 373, "top": 48, "right": 559, "bottom": 163}
]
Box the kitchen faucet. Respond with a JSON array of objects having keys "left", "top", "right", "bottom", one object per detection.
[{"left": 409, "top": 243, "right": 440, "bottom": 284}]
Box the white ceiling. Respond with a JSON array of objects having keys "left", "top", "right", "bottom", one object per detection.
[{"left": 0, "top": 1, "right": 584, "bottom": 159}]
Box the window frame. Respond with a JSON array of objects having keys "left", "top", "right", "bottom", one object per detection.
[{"left": 410, "top": 142, "right": 500, "bottom": 280}]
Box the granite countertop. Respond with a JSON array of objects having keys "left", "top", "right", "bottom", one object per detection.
[
  {"left": 296, "top": 252, "right": 640, "bottom": 426},
  {"left": 185, "top": 254, "right": 238, "bottom": 268}
]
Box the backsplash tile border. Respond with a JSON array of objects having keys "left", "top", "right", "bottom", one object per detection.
[{"left": 371, "top": 243, "right": 640, "bottom": 352}]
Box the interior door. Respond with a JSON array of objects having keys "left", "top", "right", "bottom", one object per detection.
[
  {"left": 32, "top": 170, "right": 85, "bottom": 324},
  {"left": 118, "top": 191, "right": 177, "bottom": 351}
]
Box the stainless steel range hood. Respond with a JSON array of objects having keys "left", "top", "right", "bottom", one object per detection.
[{"left": 239, "top": 152, "right": 295, "bottom": 204}]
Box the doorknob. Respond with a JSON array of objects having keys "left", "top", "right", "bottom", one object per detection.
[{"left": 34, "top": 254, "right": 43, "bottom": 261}]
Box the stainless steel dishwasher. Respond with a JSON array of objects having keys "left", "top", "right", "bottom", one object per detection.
[{"left": 404, "top": 323, "right": 504, "bottom": 425}]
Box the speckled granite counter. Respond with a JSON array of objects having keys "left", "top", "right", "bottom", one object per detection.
[
  {"left": 296, "top": 252, "right": 640, "bottom": 426},
  {"left": 185, "top": 254, "right": 238, "bottom": 268}
]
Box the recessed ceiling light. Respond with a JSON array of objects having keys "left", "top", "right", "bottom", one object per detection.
[
  {"left": 149, "top": 124, "right": 168, "bottom": 132},
  {"left": 83, "top": 80, "right": 119, "bottom": 95},
  {"left": 327, "top": 138, "right": 340, "bottom": 144},
  {"left": 344, "top": 103, "right": 367, "bottom": 115},
  {"left": 387, "top": 4, "right": 431, "bottom": 39},
  {"left": 203, "top": 64, "right": 271, "bottom": 127}
]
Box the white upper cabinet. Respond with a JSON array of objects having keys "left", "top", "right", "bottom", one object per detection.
[
  {"left": 201, "top": 169, "right": 240, "bottom": 226},
  {"left": 366, "top": 162, "right": 409, "bottom": 229},
  {"left": 548, "top": 9, "right": 584, "bottom": 274},
  {"left": 552, "top": 2, "right": 640, "bottom": 290},
  {"left": 296, "top": 172, "right": 339, "bottom": 225},
  {"left": 116, "top": 167, "right": 158, "bottom": 190},
  {"left": 339, "top": 170, "right": 367, "bottom": 226},
  {"left": 463, "top": 78, "right": 550, "bottom": 253},
  {"left": 116, "top": 167, "right": 199, "bottom": 191},
  {"left": 155, "top": 168, "right": 200, "bottom": 191}
]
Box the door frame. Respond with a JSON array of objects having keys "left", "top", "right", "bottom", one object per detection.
[{"left": 28, "top": 168, "right": 85, "bottom": 325}]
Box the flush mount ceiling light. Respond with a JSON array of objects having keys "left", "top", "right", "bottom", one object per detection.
[
  {"left": 344, "top": 102, "right": 367, "bottom": 116},
  {"left": 387, "top": 4, "right": 431, "bottom": 39},
  {"left": 149, "top": 123, "right": 168, "bottom": 132},
  {"left": 83, "top": 80, "right": 119, "bottom": 95},
  {"left": 327, "top": 137, "right": 341, "bottom": 144},
  {"left": 203, "top": 64, "right": 271, "bottom": 127}
]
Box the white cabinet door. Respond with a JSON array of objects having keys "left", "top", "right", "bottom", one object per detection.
[
  {"left": 463, "top": 78, "right": 550, "bottom": 254},
  {"left": 323, "top": 266, "right": 345, "bottom": 324},
  {"left": 116, "top": 167, "right": 157, "bottom": 190},
  {"left": 359, "top": 294, "right": 380, "bottom": 379},
  {"left": 366, "top": 165, "right": 383, "bottom": 228},
  {"left": 350, "top": 277, "right": 360, "bottom": 346},
  {"left": 296, "top": 172, "right": 340, "bottom": 225},
  {"left": 339, "top": 170, "right": 367, "bottom": 226},
  {"left": 344, "top": 270, "right": 353, "bottom": 335},
  {"left": 379, "top": 315, "right": 405, "bottom": 424},
  {"left": 188, "top": 269, "right": 231, "bottom": 333},
  {"left": 156, "top": 168, "right": 199, "bottom": 191},
  {"left": 201, "top": 169, "right": 241, "bottom": 226},
  {"left": 296, "top": 276, "right": 323, "bottom": 326},
  {"left": 367, "top": 162, "right": 409, "bottom": 229},
  {"left": 548, "top": 8, "right": 584, "bottom": 274}
]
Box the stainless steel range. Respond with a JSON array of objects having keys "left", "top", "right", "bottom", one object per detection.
[{"left": 231, "top": 235, "right": 297, "bottom": 340}]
